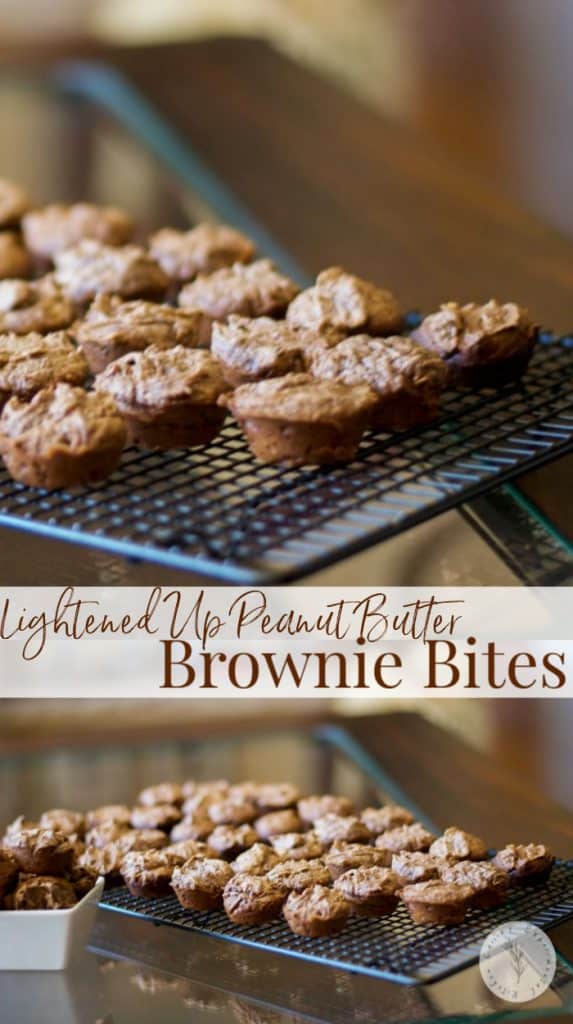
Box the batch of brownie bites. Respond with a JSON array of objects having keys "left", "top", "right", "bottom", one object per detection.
[
  {"left": 1, "top": 778, "right": 555, "bottom": 935},
  {"left": 0, "top": 177, "right": 538, "bottom": 488}
]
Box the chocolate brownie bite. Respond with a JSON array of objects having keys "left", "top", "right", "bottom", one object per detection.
[
  {"left": 85, "top": 804, "right": 132, "bottom": 830},
  {"left": 298, "top": 795, "right": 354, "bottom": 825},
  {"left": 334, "top": 866, "right": 400, "bottom": 917},
  {"left": 79, "top": 843, "right": 125, "bottom": 885},
  {"left": 4, "top": 827, "right": 73, "bottom": 876},
  {"left": 219, "top": 373, "right": 377, "bottom": 466},
  {"left": 208, "top": 796, "right": 258, "bottom": 828},
  {"left": 179, "top": 259, "right": 299, "bottom": 323},
  {"left": 0, "top": 232, "right": 32, "bottom": 280},
  {"left": 121, "top": 849, "right": 176, "bottom": 899},
  {"left": 223, "top": 874, "right": 286, "bottom": 925},
  {"left": 313, "top": 814, "right": 370, "bottom": 847},
  {"left": 0, "top": 179, "right": 30, "bottom": 228},
  {"left": 391, "top": 851, "right": 441, "bottom": 886},
  {"left": 165, "top": 839, "right": 215, "bottom": 862},
  {"left": 171, "top": 857, "right": 233, "bottom": 911},
  {"left": 39, "top": 809, "right": 85, "bottom": 838},
  {"left": 375, "top": 823, "right": 436, "bottom": 864},
  {"left": 325, "top": 841, "right": 387, "bottom": 880},
  {"left": 255, "top": 809, "right": 304, "bottom": 840},
  {"left": 0, "top": 277, "right": 75, "bottom": 335},
  {"left": 429, "top": 826, "right": 488, "bottom": 862},
  {"left": 439, "top": 860, "right": 509, "bottom": 909},
  {"left": 287, "top": 266, "right": 402, "bottom": 338},
  {"left": 283, "top": 884, "right": 350, "bottom": 937},
  {"left": 182, "top": 778, "right": 229, "bottom": 802},
  {"left": 170, "top": 812, "right": 214, "bottom": 844},
  {"left": 75, "top": 295, "right": 211, "bottom": 373},
  {"left": 361, "top": 805, "right": 415, "bottom": 837},
  {"left": 211, "top": 315, "right": 313, "bottom": 386},
  {"left": 309, "top": 334, "right": 447, "bottom": 431},
  {"left": 54, "top": 240, "right": 168, "bottom": 306},
  {"left": 96, "top": 345, "right": 229, "bottom": 450},
  {"left": 0, "top": 848, "right": 18, "bottom": 899},
  {"left": 270, "top": 832, "right": 325, "bottom": 862},
  {"left": 0, "top": 331, "right": 89, "bottom": 410},
  {"left": 412, "top": 300, "right": 537, "bottom": 388},
  {"left": 12, "top": 875, "right": 77, "bottom": 911},
  {"left": 0, "top": 383, "right": 127, "bottom": 489},
  {"left": 22, "top": 202, "right": 133, "bottom": 263},
  {"left": 400, "top": 880, "right": 474, "bottom": 926},
  {"left": 67, "top": 863, "right": 99, "bottom": 899},
  {"left": 267, "top": 858, "right": 331, "bottom": 894},
  {"left": 149, "top": 223, "right": 255, "bottom": 285},
  {"left": 493, "top": 843, "right": 555, "bottom": 886},
  {"left": 3, "top": 815, "right": 38, "bottom": 840},
  {"left": 231, "top": 842, "right": 281, "bottom": 876},
  {"left": 208, "top": 825, "right": 258, "bottom": 860},
  {"left": 137, "top": 782, "right": 184, "bottom": 809},
  {"left": 254, "top": 783, "right": 300, "bottom": 814},
  {"left": 130, "top": 804, "right": 181, "bottom": 832},
  {"left": 114, "top": 829, "right": 168, "bottom": 855}
]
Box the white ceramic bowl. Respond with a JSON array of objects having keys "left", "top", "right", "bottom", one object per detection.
[{"left": 0, "top": 877, "right": 103, "bottom": 971}]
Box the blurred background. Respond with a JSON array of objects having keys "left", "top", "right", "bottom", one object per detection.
[{"left": 0, "top": 0, "right": 572, "bottom": 821}]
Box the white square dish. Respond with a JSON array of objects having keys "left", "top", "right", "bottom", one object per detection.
[{"left": 0, "top": 877, "right": 103, "bottom": 971}]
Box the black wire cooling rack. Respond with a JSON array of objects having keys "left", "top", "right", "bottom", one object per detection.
[
  {"left": 100, "top": 859, "right": 573, "bottom": 986},
  {"left": 0, "top": 329, "right": 571, "bottom": 582}
]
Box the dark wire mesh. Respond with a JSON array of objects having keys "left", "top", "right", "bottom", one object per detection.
[
  {"left": 100, "top": 859, "right": 573, "bottom": 985},
  {"left": 0, "top": 332, "right": 571, "bottom": 582}
]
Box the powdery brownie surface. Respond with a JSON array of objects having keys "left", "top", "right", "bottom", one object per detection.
[
  {"left": 23, "top": 202, "right": 134, "bottom": 260},
  {"left": 0, "top": 277, "right": 75, "bottom": 335},
  {"left": 75, "top": 295, "right": 210, "bottom": 353},
  {"left": 179, "top": 259, "right": 299, "bottom": 321},
  {"left": 211, "top": 315, "right": 314, "bottom": 381},
  {"left": 54, "top": 240, "right": 168, "bottom": 304},
  {"left": 0, "top": 332, "right": 89, "bottom": 406},
  {"left": 413, "top": 300, "right": 536, "bottom": 365},
  {"left": 287, "top": 266, "right": 402, "bottom": 337},
  {"left": 309, "top": 334, "right": 447, "bottom": 397},
  {"left": 0, "top": 382, "right": 126, "bottom": 456},
  {"left": 220, "top": 373, "right": 377, "bottom": 424},
  {"left": 149, "top": 223, "right": 255, "bottom": 282}
]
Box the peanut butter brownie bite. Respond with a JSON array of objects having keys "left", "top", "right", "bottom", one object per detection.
[
  {"left": 149, "top": 223, "right": 256, "bottom": 285},
  {"left": 219, "top": 373, "right": 377, "bottom": 466},
  {"left": 0, "top": 332, "right": 89, "bottom": 410},
  {"left": 0, "top": 179, "right": 30, "bottom": 228},
  {"left": 136, "top": 782, "right": 184, "bottom": 808},
  {"left": 391, "top": 851, "right": 441, "bottom": 886},
  {"left": 254, "top": 783, "right": 300, "bottom": 814},
  {"left": 121, "top": 849, "right": 177, "bottom": 899},
  {"left": 270, "top": 831, "right": 325, "bottom": 861},
  {"left": 211, "top": 315, "right": 313, "bottom": 386},
  {"left": 326, "top": 841, "right": 388, "bottom": 880},
  {"left": 4, "top": 827, "right": 74, "bottom": 875},
  {"left": 429, "top": 826, "right": 488, "bottom": 862},
  {"left": 313, "top": 814, "right": 371, "bottom": 847},
  {"left": 439, "top": 860, "right": 509, "bottom": 909},
  {"left": 12, "top": 875, "right": 77, "bottom": 911},
  {"left": 208, "top": 795, "right": 258, "bottom": 827},
  {"left": 39, "top": 809, "right": 85, "bottom": 838},
  {"left": 287, "top": 266, "right": 403, "bottom": 338},
  {"left": 208, "top": 825, "right": 258, "bottom": 860},
  {"left": 96, "top": 345, "right": 229, "bottom": 450},
  {"left": 223, "top": 874, "right": 286, "bottom": 925},
  {"left": 231, "top": 843, "right": 281, "bottom": 876},
  {"left": 79, "top": 843, "right": 125, "bottom": 885},
  {"left": 130, "top": 803, "right": 181, "bottom": 832},
  {"left": 0, "top": 277, "right": 75, "bottom": 335},
  {"left": 22, "top": 202, "right": 133, "bottom": 263},
  {"left": 334, "top": 866, "right": 400, "bottom": 917},
  {"left": 412, "top": 300, "right": 537, "bottom": 387},
  {"left": 375, "top": 823, "right": 436, "bottom": 864},
  {"left": 401, "top": 880, "right": 474, "bottom": 925},
  {"left": 255, "top": 809, "right": 304, "bottom": 840},
  {"left": 267, "top": 858, "right": 331, "bottom": 894},
  {"left": 0, "top": 232, "right": 32, "bottom": 280},
  {"left": 172, "top": 857, "right": 233, "bottom": 911},
  {"left": 75, "top": 295, "right": 211, "bottom": 373},
  {"left": 54, "top": 240, "right": 168, "bottom": 306},
  {"left": 0, "top": 849, "right": 18, "bottom": 899},
  {"left": 284, "top": 884, "right": 350, "bottom": 937},
  {"left": 115, "top": 829, "right": 169, "bottom": 854},
  {"left": 309, "top": 334, "right": 447, "bottom": 431},
  {"left": 493, "top": 843, "right": 555, "bottom": 885},
  {"left": 179, "top": 259, "right": 299, "bottom": 324},
  {"left": 0, "top": 383, "right": 127, "bottom": 489},
  {"left": 170, "top": 813, "right": 214, "bottom": 844},
  {"left": 298, "top": 795, "right": 354, "bottom": 824},
  {"left": 361, "top": 805, "right": 415, "bottom": 837},
  {"left": 66, "top": 863, "right": 99, "bottom": 899},
  {"left": 85, "top": 804, "right": 132, "bottom": 830}
]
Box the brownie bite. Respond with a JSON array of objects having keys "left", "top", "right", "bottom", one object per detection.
[
  {"left": 412, "top": 299, "right": 537, "bottom": 387},
  {"left": 85, "top": 805, "right": 132, "bottom": 830},
  {"left": 211, "top": 315, "right": 313, "bottom": 386},
  {"left": 121, "top": 849, "right": 177, "bottom": 899},
  {"left": 208, "top": 796, "right": 258, "bottom": 827},
  {"left": 0, "top": 332, "right": 89, "bottom": 411},
  {"left": 12, "top": 875, "right": 77, "bottom": 911},
  {"left": 0, "top": 277, "right": 75, "bottom": 335},
  {"left": 0, "top": 232, "right": 32, "bottom": 280},
  {"left": 287, "top": 266, "right": 402, "bottom": 338},
  {"left": 0, "top": 179, "right": 30, "bottom": 228},
  {"left": 325, "top": 841, "right": 388, "bottom": 880},
  {"left": 165, "top": 839, "right": 215, "bottom": 862},
  {"left": 492, "top": 843, "right": 555, "bottom": 885},
  {"left": 391, "top": 851, "right": 441, "bottom": 886},
  {"left": 267, "top": 858, "right": 331, "bottom": 894},
  {"left": 439, "top": 860, "right": 509, "bottom": 909},
  {"left": 0, "top": 383, "right": 127, "bottom": 489},
  {"left": 429, "top": 826, "right": 488, "bottom": 862},
  {"left": 219, "top": 372, "right": 377, "bottom": 466},
  {"left": 178, "top": 259, "right": 299, "bottom": 323},
  {"left": 38, "top": 809, "right": 85, "bottom": 838},
  {"left": 22, "top": 202, "right": 133, "bottom": 263},
  {"left": 96, "top": 345, "right": 229, "bottom": 450},
  {"left": 400, "top": 879, "right": 474, "bottom": 925},
  {"left": 375, "top": 823, "right": 436, "bottom": 864},
  {"left": 361, "top": 805, "right": 415, "bottom": 837},
  {"left": 334, "top": 866, "right": 400, "bottom": 917},
  {"left": 172, "top": 857, "right": 233, "bottom": 911},
  {"left": 208, "top": 824, "right": 258, "bottom": 860},
  {"left": 255, "top": 809, "right": 304, "bottom": 840},
  {"left": 170, "top": 813, "right": 214, "bottom": 844},
  {"left": 4, "top": 827, "right": 73, "bottom": 876},
  {"left": 137, "top": 782, "right": 184, "bottom": 809},
  {"left": 231, "top": 843, "right": 281, "bottom": 876},
  {"left": 223, "top": 874, "right": 286, "bottom": 925},
  {"left": 309, "top": 334, "right": 447, "bottom": 431},
  {"left": 75, "top": 295, "right": 211, "bottom": 373},
  {"left": 54, "top": 240, "right": 168, "bottom": 306},
  {"left": 298, "top": 795, "right": 354, "bottom": 824},
  {"left": 79, "top": 843, "right": 126, "bottom": 885},
  {"left": 130, "top": 804, "right": 181, "bottom": 832},
  {"left": 254, "top": 783, "right": 300, "bottom": 814},
  {"left": 283, "top": 884, "right": 350, "bottom": 937},
  {"left": 313, "top": 814, "right": 371, "bottom": 847},
  {"left": 270, "top": 832, "right": 325, "bottom": 862},
  {"left": 149, "top": 223, "right": 255, "bottom": 284}
]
